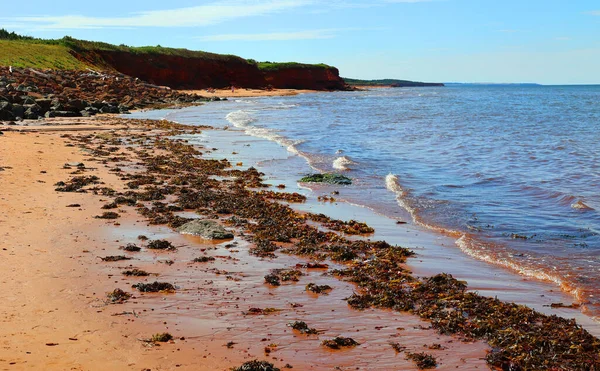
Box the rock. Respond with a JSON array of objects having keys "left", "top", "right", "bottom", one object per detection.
[
  {"left": 23, "top": 96, "right": 36, "bottom": 105},
  {"left": 176, "top": 220, "right": 234, "bottom": 239},
  {"left": 0, "top": 101, "right": 12, "bottom": 111},
  {"left": 45, "top": 111, "right": 56, "bottom": 118},
  {"left": 100, "top": 105, "right": 119, "bottom": 114},
  {"left": 11, "top": 104, "right": 24, "bottom": 118},
  {"left": 0, "top": 109, "right": 14, "bottom": 121},
  {"left": 35, "top": 99, "right": 53, "bottom": 111},
  {"left": 52, "top": 111, "right": 80, "bottom": 117},
  {"left": 299, "top": 173, "right": 352, "bottom": 185}
]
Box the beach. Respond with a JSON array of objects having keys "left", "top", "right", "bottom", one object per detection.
[
  {"left": 1, "top": 110, "right": 599, "bottom": 370},
  {"left": 0, "top": 118, "right": 491, "bottom": 370}
]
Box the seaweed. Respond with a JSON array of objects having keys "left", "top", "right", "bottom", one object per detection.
[
  {"left": 132, "top": 281, "right": 175, "bottom": 292},
  {"left": 405, "top": 352, "right": 437, "bottom": 369},
  {"left": 151, "top": 333, "right": 173, "bottom": 343},
  {"left": 193, "top": 256, "right": 215, "bottom": 263},
  {"left": 123, "top": 268, "right": 149, "bottom": 276},
  {"left": 288, "top": 321, "right": 318, "bottom": 335},
  {"left": 54, "top": 175, "right": 100, "bottom": 192},
  {"left": 231, "top": 360, "right": 280, "bottom": 371},
  {"left": 106, "top": 288, "right": 131, "bottom": 303},
  {"left": 120, "top": 243, "right": 141, "bottom": 252},
  {"left": 321, "top": 336, "right": 359, "bottom": 349},
  {"left": 306, "top": 283, "right": 332, "bottom": 294},
  {"left": 147, "top": 239, "right": 176, "bottom": 251},
  {"left": 101, "top": 255, "right": 131, "bottom": 262},
  {"left": 95, "top": 212, "right": 120, "bottom": 219}
]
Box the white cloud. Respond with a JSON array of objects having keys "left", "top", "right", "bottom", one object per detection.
[
  {"left": 585, "top": 10, "right": 600, "bottom": 16},
  {"left": 5, "top": 0, "right": 311, "bottom": 30},
  {"left": 198, "top": 29, "right": 338, "bottom": 42}
]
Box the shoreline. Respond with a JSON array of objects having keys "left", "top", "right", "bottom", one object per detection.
[
  {"left": 2, "top": 116, "right": 599, "bottom": 370},
  {"left": 179, "top": 88, "right": 323, "bottom": 98}
]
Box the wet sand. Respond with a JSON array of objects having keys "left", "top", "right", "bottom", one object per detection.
[{"left": 0, "top": 119, "right": 492, "bottom": 370}]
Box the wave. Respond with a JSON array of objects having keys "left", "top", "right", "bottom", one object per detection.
[
  {"left": 225, "top": 110, "right": 304, "bottom": 157},
  {"left": 572, "top": 200, "right": 595, "bottom": 211},
  {"left": 333, "top": 156, "right": 357, "bottom": 171},
  {"left": 455, "top": 235, "right": 586, "bottom": 303}
]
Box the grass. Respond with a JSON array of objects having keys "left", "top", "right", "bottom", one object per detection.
[
  {"left": 0, "top": 29, "right": 337, "bottom": 71},
  {"left": 0, "top": 40, "right": 89, "bottom": 69},
  {"left": 257, "top": 61, "right": 334, "bottom": 71}
]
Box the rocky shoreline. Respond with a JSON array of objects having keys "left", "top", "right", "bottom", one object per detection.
[{"left": 0, "top": 67, "right": 219, "bottom": 122}]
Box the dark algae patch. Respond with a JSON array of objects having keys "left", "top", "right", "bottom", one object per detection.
[
  {"left": 231, "top": 360, "right": 280, "bottom": 371},
  {"left": 406, "top": 352, "right": 437, "bottom": 370},
  {"left": 132, "top": 281, "right": 175, "bottom": 292},
  {"left": 288, "top": 321, "right": 318, "bottom": 335},
  {"left": 150, "top": 332, "right": 173, "bottom": 343},
  {"left": 65, "top": 118, "right": 600, "bottom": 371},
  {"left": 106, "top": 288, "right": 131, "bottom": 304},
  {"left": 146, "top": 239, "right": 176, "bottom": 251},
  {"left": 299, "top": 173, "right": 352, "bottom": 185},
  {"left": 321, "top": 336, "right": 360, "bottom": 349}
]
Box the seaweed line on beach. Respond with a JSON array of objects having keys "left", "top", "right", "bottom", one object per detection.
[{"left": 61, "top": 117, "right": 600, "bottom": 371}]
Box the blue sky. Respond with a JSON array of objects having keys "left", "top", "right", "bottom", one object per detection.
[{"left": 2, "top": 0, "right": 599, "bottom": 84}]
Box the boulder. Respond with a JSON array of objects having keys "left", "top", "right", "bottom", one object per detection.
[
  {"left": 51, "top": 111, "right": 80, "bottom": 117},
  {"left": 176, "top": 220, "right": 234, "bottom": 240}
]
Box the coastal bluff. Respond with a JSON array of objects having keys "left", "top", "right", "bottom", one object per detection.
[{"left": 0, "top": 34, "right": 348, "bottom": 91}]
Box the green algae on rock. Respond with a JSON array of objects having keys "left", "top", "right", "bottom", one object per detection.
[{"left": 299, "top": 173, "right": 352, "bottom": 185}]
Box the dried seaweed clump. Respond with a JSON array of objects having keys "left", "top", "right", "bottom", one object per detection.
[
  {"left": 120, "top": 243, "right": 141, "bottom": 252},
  {"left": 306, "top": 283, "right": 332, "bottom": 294},
  {"left": 54, "top": 175, "right": 100, "bottom": 192},
  {"left": 288, "top": 321, "right": 318, "bottom": 335},
  {"left": 250, "top": 238, "right": 279, "bottom": 258},
  {"left": 151, "top": 333, "right": 173, "bottom": 343},
  {"left": 256, "top": 190, "right": 307, "bottom": 203},
  {"left": 132, "top": 281, "right": 175, "bottom": 292},
  {"left": 265, "top": 269, "right": 304, "bottom": 286},
  {"left": 107, "top": 288, "right": 131, "bottom": 303},
  {"left": 308, "top": 213, "right": 374, "bottom": 235},
  {"left": 95, "top": 212, "right": 120, "bottom": 219},
  {"left": 231, "top": 360, "right": 280, "bottom": 371},
  {"left": 147, "top": 239, "right": 176, "bottom": 251},
  {"left": 193, "top": 256, "right": 216, "bottom": 263},
  {"left": 405, "top": 352, "right": 437, "bottom": 370},
  {"left": 242, "top": 308, "right": 281, "bottom": 316},
  {"left": 123, "top": 269, "right": 149, "bottom": 277},
  {"left": 321, "top": 336, "right": 359, "bottom": 349},
  {"left": 101, "top": 255, "right": 131, "bottom": 262}
]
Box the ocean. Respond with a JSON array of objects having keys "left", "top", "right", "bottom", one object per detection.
[{"left": 130, "top": 85, "right": 600, "bottom": 319}]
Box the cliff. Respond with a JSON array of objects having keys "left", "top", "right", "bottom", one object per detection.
[
  {"left": 0, "top": 32, "right": 348, "bottom": 91},
  {"left": 260, "top": 62, "right": 347, "bottom": 91}
]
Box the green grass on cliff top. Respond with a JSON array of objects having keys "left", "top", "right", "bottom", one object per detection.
[
  {"left": 0, "top": 40, "right": 89, "bottom": 70},
  {"left": 257, "top": 61, "right": 334, "bottom": 71},
  {"left": 0, "top": 29, "right": 334, "bottom": 71}
]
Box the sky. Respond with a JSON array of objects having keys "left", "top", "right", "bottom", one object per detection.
[{"left": 2, "top": 0, "right": 600, "bottom": 84}]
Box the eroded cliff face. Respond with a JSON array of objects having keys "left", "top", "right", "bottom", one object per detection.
[
  {"left": 93, "top": 50, "right": 265, "bottom": 89},
  {"left": 263, "top": 66, "right": 347, "bottom": 91},
  {"left": 72, "top": 49, "right": 347, "bottom": 91}
]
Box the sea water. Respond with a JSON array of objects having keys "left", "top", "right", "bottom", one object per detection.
[{"left": 130, "top": 85, "right": 600, "bottom": 318}]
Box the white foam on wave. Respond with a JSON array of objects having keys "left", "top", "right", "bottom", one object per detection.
[
  {"left": 572, "top": 200, "right": 594, "bottom": 211},
  {"left": 333, "top": 156, "right": 357, "bottom": 171},
  {"left": 385, "top": 173, "right": 463, "bottom": 237},
  {"left": 225, "top": 110, "right": 304, "bottom": 156},
  {"left": 455, "top": 235, "right": 584, "bottom": 302}
]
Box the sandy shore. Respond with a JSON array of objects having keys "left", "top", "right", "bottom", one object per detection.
[
  {"left": 1, "top": 116, "right": 599, "bottom": 370},
  {"left": 179, "top": 88, "right": 321, "bottom": 98},
  {"left": 0, "top": 119, "right": 491, "bottom": 370}
]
